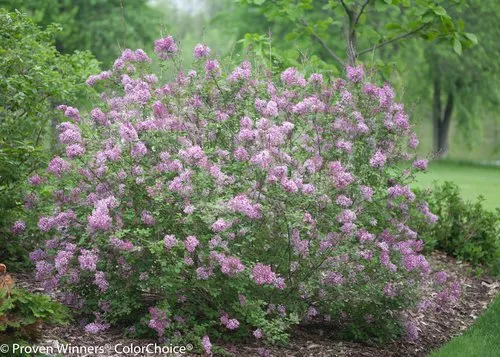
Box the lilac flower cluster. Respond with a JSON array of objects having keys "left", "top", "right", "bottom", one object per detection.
[
  {"left": 11, "top": 220, "right": 25, "bottom": 235},
  {"left": 148, "top": 307, "right": 169, "bottom": 337},
  {"left": 154, "top": 36, "right": 177, "bottom": 59},
  {"left": 194, "top": 43, "right": 211, "bottom": 58}
]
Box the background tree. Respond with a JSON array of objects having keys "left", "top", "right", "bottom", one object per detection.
[
  {"left": 415, "top": 0, "right": 499, "bottom": 157},
  {"left": 236, "top": 0, "right": 473, "bottom": 69},
  {"left": 1, "top": 0, "right": 163, "bottom": 66},
  {"left": 234, "top": 0, "right": 499, "bottom": 159}
]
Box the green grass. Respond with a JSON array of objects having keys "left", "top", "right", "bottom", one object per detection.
[
  {"left": 412, "top": 161, "right": 500, "bottom": 211},
  {"left": 429, "top": 295, "right": 500, "bottom": 357}
]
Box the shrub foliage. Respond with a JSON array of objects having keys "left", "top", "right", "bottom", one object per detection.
[
  {"left": 0, "top": 10, "right": 99, "bottom": 266},
  {"left": 0, "top": 288, "right": 70, "bottom": 344}
]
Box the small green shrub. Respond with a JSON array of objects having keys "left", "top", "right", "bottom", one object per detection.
[
  {"left": 415, "top": 181, "right": 500, "bottom": 274},
  {"left": 0, "top": 288, "right": 70, "bottom": 344}
]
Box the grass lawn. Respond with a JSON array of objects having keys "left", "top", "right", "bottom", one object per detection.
[
  {"left": 429, "top": 295, "right": 500, "bottom": 357},
  {"left": 412, "top": 161, "right": 500, "bottom": 211}
]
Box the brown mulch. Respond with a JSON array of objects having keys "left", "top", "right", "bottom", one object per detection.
[{"left": 9, "top": 251, "right": 499, "bottom": 357}]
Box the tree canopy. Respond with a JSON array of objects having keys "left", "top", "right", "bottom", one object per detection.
[{"left": 1, "top": 0, "right": 163, "bottom": 66}]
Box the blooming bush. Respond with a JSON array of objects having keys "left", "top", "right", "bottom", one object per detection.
[{"left": 20, "top": 37, "right": 459, "bottom": 349}]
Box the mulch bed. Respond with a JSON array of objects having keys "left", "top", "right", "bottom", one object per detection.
[{"left": 10, "top": 251, "right": 499, "bottom": 357}]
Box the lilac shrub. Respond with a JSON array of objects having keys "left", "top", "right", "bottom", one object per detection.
[{"left": 21, "top": 37, "right": 458, "bottom": 348}]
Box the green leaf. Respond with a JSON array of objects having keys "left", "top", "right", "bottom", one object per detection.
[
  {"left": 254, "top": 0, "right": 266, "bottom": 4},
  {"left": 422, "top": 11, "right": 435, "bottom": 24},
  {"left": 433, "top": 6, "right": 447, "bottom": 16},
  {"left": 453, "top": 38, "right": 462, "bottom": 55},
  {"left": 464, "top": 32, "right": 478, "bottom": 45}
]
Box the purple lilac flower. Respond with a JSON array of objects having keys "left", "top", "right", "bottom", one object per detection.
[
  {"left": 220, "top": 256, "right": 245, "bottom": 276},
  {"left": 336, "top": 140, "right": 353, "bottom": 154},
  {"left": 369, "top": 150, "right": 387, "bottom": 168},
  {"left": 328, "top": 161, "right": 355, "bottom": 189},
  {"left": 55, "top": 249, "right": 73, "bottom": 274},
  {"left": 163, "top": 234, "right": 178, "bottom": 250},
  {"left": 308, "top": 73, "right": 323, "bottom": 84},
  {"left": 59, "top": 128, "right": 82, "bottom": 145},
  {"left": 197, "top": 267, "right": 213, "bottom": 280},
  {"left": 274, "top": 277, "right": 286, "bottom": 289},
  {"left": 205, "top": 60, "right": 221, "bottom": 77},
  {"left": 420, "top": 203, "right": 439, "bottom": 224},
  {"left": 78, "top": 249, "right": 98, "bottom": 271},
  {"left": 194, "top": 43, "right": 211, "bottom": 58},
  {"left": 11, "top": 220, "right": 25, "bottom": 235},
  {"left": 228, "top": 62, "right": 251, "bottom": 82},
  {"left": 360, "top": 185, "right": 374, "bottom": 201},
  {"left": 336, "top": 195, "right": 353, "bottom": 207},
  {"left": 405, "top": 322, "right": 419, "bottom": 341},
  {"left": 337, "top": 209, "right": 357, "bottom": 224},
  {"left": 226, "top": 319, "right": 240, "bottom": 330},
  {"left": 252, "top": 263, "right": 276, "bottom": 285},
  {"left": 307, "top": 306, "right": 318, "bottom": 318},
  {"left": 408, "top": 132, "right": 419, "bottom": 149},
  {"left": 154, "top": 36, "right": 178, "bottom": 59},
  {"left": 233, "top": 146, "right": 249, "bottom": 161},
  {"left": 85, "top": 322, "right": 110, "bottom": 334},
  {"left": 227, "top": 195, "right": 262, "bottom": 219},
  {"left": 35, "top": 260, "right": 53, "bottom": 280},
  {"left": 119, "top": 122, "right": 138, "bottom": 142},
  {"left": 356, "top": 230, "right": 373, "bottom": 243},
  {"left": 346, "top": 65, "right": 364, "bottom": 83},
  {"left": 359, "top": 250, "right": 373, "bottom": 260},
  {"left": 64, "top": 106, "right": 81, "bottom": 122},
  {"left": 434, "top": 271, "right": 448, "bottom": 285},
  {"left": 88, "top": 201, "right": 113, "bottom": 231},
  {"left": 47, "top": 156, "right": 71, "bottom": 177},
  {"left": 131, "top": 142, "right": 148, "bottom": 159},
  {"left": 293, "top": 96, "right": 326, "bottom": 114},
  {"left": 66, "top": 144, "right": 85, "bottom": 158},
  {"left": 250, "top": 150, "right": 272, "bottom": 169},
  {"left": 384, "top": 283, "right": 396, "bottom": 297},
  {"left": 263, "top": 100, "right": 279, "bottom": 118},
  {"left": 148, "top": 307, "right": 169, "bottom": 336},
  {"left": 280, "top": 67, "right": 305, "bottom": 86},
  {"left": 29, "top": 248, "right": 46, "bottom": 262},
  {"left": 413, "top": 159, "right": 428, "bottom": 170},
  {"left": 90, "top": 108, "right": 109, "bottom": 126},
  {"left": 201, "top": 335, "right": 212, "bottom": 355},
  {"left": 94, "top": 271, "right": 109, "bottom": 292},
  {"left": 184, "top": 235, "right": 199, "bottom": 252},
  {"left": 28, "top": 174, "right": 43, "bottom": 186},
  {"left": 253, "top": 329, "right": 264, "bottom": 339},
  {"left": 109, "top": 237, "right": 135, "bottom": 251},
  {"left": 323, "top": 271, "right": 344, "bottom": 286},
  {"left": 141, "top": 210, "right": 155, "bottom": 225}
]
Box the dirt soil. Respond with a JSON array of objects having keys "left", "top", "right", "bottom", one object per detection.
[{"left": 10, "top": 251, "right": 499, "bottom": 357}]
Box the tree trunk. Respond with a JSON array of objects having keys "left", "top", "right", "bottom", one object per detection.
[
  {"left": 432, "top": 77, "right": 454, "bottom": 159},
  {"left": 432, "top": 77, "right": 442, "bottom": 154}
]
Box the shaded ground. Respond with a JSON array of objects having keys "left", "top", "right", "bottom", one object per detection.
[{"left": 11, "top": 251, "right": 499, "bottom": 357}]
